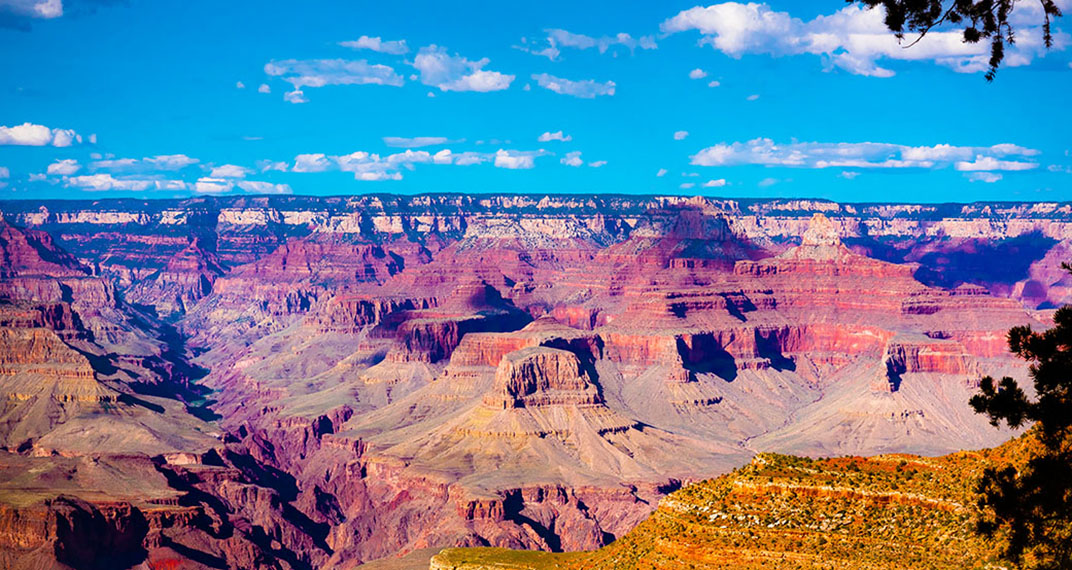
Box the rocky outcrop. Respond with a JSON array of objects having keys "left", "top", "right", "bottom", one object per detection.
[
  {"left": 124, "top": 238, "right": 227, "bottom": 317},
  {"left": 0, "top": 496, "right": 149, "bottom": 569},
  {"left": 485, "top": 347, "right": 601, "bottom": 409}
]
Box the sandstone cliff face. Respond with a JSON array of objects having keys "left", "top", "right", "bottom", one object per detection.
[
  {"left": 486, "top": 347, "right": 601, "bottom": 409},
  {"left": 124, "top": 238, "right": 227, "bottom": 317}
]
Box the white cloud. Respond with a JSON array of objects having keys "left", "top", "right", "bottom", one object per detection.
[
  {"left": 589, "top": 160, "right": 607, "bottom": 168},
  {"left": 284, "top": 147, "right": 543, "bottom": 179},
  {"left": 258, "top": 160, "right": 289, "bottom": 172},
  {"left": 495, "top": 149, "right": 538, "bottom": 169},
  {"left": 383, "top": 136, "right": 450, "bottom": 147},
  {"left": 292, "top": 153, "right": 332, "bottom": 173},
  {"left": 283, "top": 89, "right": 308, "bottom": 104},
  {"left": 966, "top": 172, "right": 1003, "bottom": 183},
  {"left": 258, "top": 83, "right": 271, "bottom": 94},
  {"left": 703, "top": 178, "right": 727, "bottom": 187},
  {"left": 758, "top": 177, "right": 780, "bottom": 187},
  {"left": 0, "top": 122, "right": 84, "bottom": 146},
  {"left": 689, "top": 68, "right": 707, "bottom": 79},
  {"left": 708, "top": 80, "right": 721, "bottom": 87},
  {"left": 92, "top": 154, "right": 198, "bottom": 172},
  {"left": 265, "top": 59, "right": 404, "bottom": 102},
  {"left": 432, "top": 149, "right": 453, "bottom": 164},
  {"left": 656, "top": 168, "right": 668, "bottom": 177},
  {"left": 538, "top": 131, "right": 572, "bottom": 142},
  {"left": 691, "top": 138, "right": 1040, "bottom": 172},
  {"left": 661, "top": 2, "right": 1069, "bottom": 77},
  {"left": 236, "top": 180, "right": 293, "bottom": 194},
  {"left": 955, "top": 155, "right": 1039, "bottom": 171},
  {"left": 451, "top": 152, "right": 489, "bottom": 166},
  {"left": 64, "top": 174, "right": 159, "bottom": 192},
  {"left": 194, "top": 178, "right": 234, "bottom": 194},
  {"left": 46, "top": 159, "right": 80, "bottom": 175},
  {"left": 746, "top": 94, "right": 760, "bottom": 101},
  {"left": 338, "top": 36, "right": 409, "bottom": 55},
  {"left": 674, "top": 130, "right": 689, "bottom": 140},
  {"left": 412, "top": 46, "right": 514, "bottom": 92},
  {"left": 531, "top": 73, "right": 615, "bottom": 98},
  {"left": 839, "top": 171, "right": 860, "bottom": 179},
  {"left": 210, "top": 164, "right": 253, "bottom": 178},
  {"left": 0, "top": 0, "right": 62, "bottom": 18},
  {"left": 521, "top": 29, "right": 657, "bottom": 60},
  {"left": 680, "top": 182, "right": 696, "bottom": 189},
  {"left": 0, "top": 166, "right": 9, "bottom": 178},
  {"left": 236, "top": 81, "right": 245, "bottom": 89},
  {"left": 561, "top": 151, "right": 583, "bottom": 167}
]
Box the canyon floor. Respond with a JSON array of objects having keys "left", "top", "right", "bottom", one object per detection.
[{"left": 0, "top": 194, "right": 1066, "bottom": 569}]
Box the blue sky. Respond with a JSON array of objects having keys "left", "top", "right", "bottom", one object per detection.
[{"left": 1, "top": 0, "right": 1070, "bottom": 202}]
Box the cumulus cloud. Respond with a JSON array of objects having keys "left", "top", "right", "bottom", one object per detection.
[
  {"left": 538, "top": 131, "right": 572, "bottom": 142},
  {"left": 265, "top": 59, "right": 404, "bottom": 102},
  {"left": 339, "top": 35, "right": 409, "bottom": 55},
  {"left": 661, "top": 2, "right": 1069, "bottom": 77},
  {"left": 382, "top": 136, "right": 450, "bottom": 147},
  {"left": 708, "top": 80, "right": 721, "bottom": 87},
  {"left": 412, "top": 46, "right": 514, "bottom": 92},
  {"left": 46, "top": 159, "right": 80, "bottom": 175},
  {"left": 494, "top": 149, "right": 539, "bottom": 169},
  {"left": 284, "top": 147, "right": 543, "bottom": 180},
  {"left": 531, "top": 73, "right": 615, "bottom": 98},
  {"left": 689, "top": 68, "right": 707, "bottom": 79},
  {"left": 64, "top": 174, "right": 167, "bottom": 192},
  {"left": 210, "top": 164, "right": 254, "bottom": 178},
  {"left": 292, "top": 153, "right": 332, "bottom": 173},
  {"left": 589, "top": 160, "right": 607, "bottom": 168},
  {"left": 519, "top": 28, "right": 657, "bottom": 60},
  {"left": 703, "top": 178, "right": 727, "bottom": 187},
  {"left": 236, "top": 81, "right": 245, "bottom": 89},
  {"left": 966, "top": 172, "right": 1003, "bottom": 183},
  {"left": 561, "top": 151, "right": 583, "bottom": 167},
  {"left": 0, "top": 122, "right": 85, "bottom": 146},
  {"left": 236, "top": 180, "right": 293, "bottom": 194},
  {"left": 257, "top": 160, "right": 289, "bottom": 172},
  {"left": 283, "top": 89, "right": 308, "bottom": 104},
  {"left": 955, "top": 156, "right": 1038, "bottom": 171},
  {"left": 92, "top": 154, "right": 199, "bottom": 172},
  {"left": 258, "top": 83, "right": 271, "bottom": 94},
  {"left": 0, "top": 166, "right": 9, "bottom": 178},
  {"left": 194, "top": 178, "right": 234, "bottom": 194},
  {"left": 691, "top": 138, "right": 1040, "bottom": 172},
  {"left": 674, "top": 130, "right": 689, "bottom": 140}
]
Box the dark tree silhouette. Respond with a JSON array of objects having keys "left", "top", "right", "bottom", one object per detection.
[
  {"left": 849, "top": 0, "right": 1064, "bottom": 80},
  {"left": 970, "top": 263, "right": 1072, "bottom": 569}
]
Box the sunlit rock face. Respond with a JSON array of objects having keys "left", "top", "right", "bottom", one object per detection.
[{"left": 0, "top": 195, "right": 1063, "bottom": 567}]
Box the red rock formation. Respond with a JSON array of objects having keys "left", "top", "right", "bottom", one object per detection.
[
  {"left": 0, "top": 197, "right": 1066, "bottom": 568},
  {"left": 125, "top": 237, "right": 227, "bottom": 316}
]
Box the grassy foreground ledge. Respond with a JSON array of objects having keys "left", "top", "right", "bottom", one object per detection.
[{"left": 427, "top": 436, "right": 1041, "bottom": 570}]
